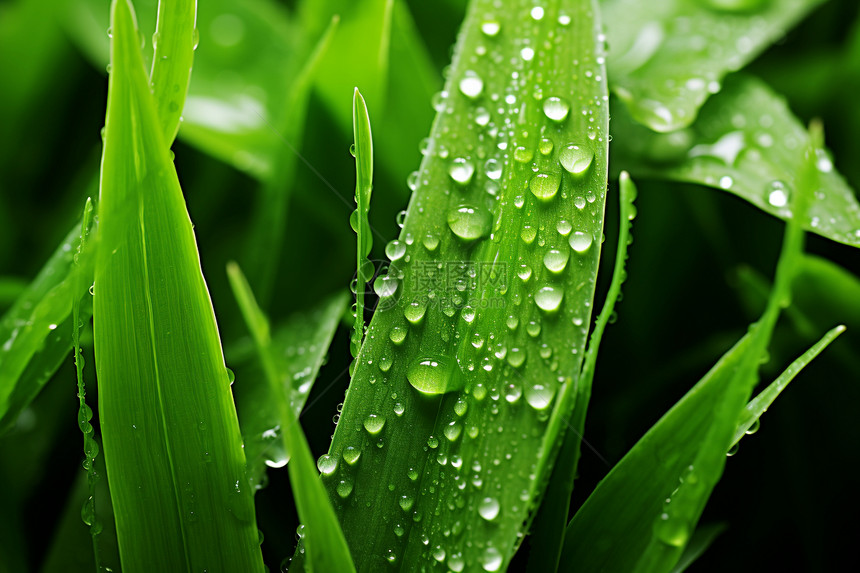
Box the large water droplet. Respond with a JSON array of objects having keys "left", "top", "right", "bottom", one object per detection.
[
  {"left": 529, "top": 172, "right": 561, "bottom": 201},
  {"left": 559, "top": 144, "right": 594, "bottom": 177},
  {"left": 481, "top": 20, "right": 501, "bottom": 37},
  {"left": 404, "top": 300, "right": 427, "bottom": 324},
  {"left": 535, "top": 286, "right": 563, "bottom": 312},
  {"left": 447, "top": 204, "right": 492, "bottom": 241},
  {"left": 407, "top": 356, "right": 460, "bottom": 395},
  {"left": 544, "top": 249, "right": 569, "bottom": 273},
  {"left": 543, "top": 97, "right": 570, "bottom": 122},
  {"left": 569, "top": 231, "right": 593, "bottom": 253},
  {"left": 766, "top": 180, "right": 790, "bottom": 208},
  {"left": 343, "top": 446, "right": 361, "bottom": 465},
  {"left": 449, "top": 157, "right": 475, "bottom": 185},
  {"left": 482, "top": 547, "right": 503, "bottom": 571},
  {"left": 459, "top": 72, "right": 484, "bottom": 99},
  {"left": 525, "top": 383, "right": 556, "bottom": 410},
  {"left": 363, "top": 414, "right": 386, "bottom": 435},
  {"left": 317, "top": 454, "right": 338, "bottom": 476},
  {"left": 479, "top": 497, "right": 500, "bottom": 521},
  {"left": 385, "top": 240, "right": 406, "bottom": 261}
]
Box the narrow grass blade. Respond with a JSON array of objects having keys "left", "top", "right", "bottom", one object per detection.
[
  {"left": 293, "top": 0, "right": 610, "bottom": 570},
  {"left": 95, "top": 1, "right": 265, "bottom": 571},
  {"left": 669, "top": 522, "right": 727, "bottom": 573},
  {"left": 234, "top": 291, "right": 349, "bottom": 491},
  {"left": 526, "top": 172, "right": 638, "bottom": 573},
  {"left": 731, "top": 324, "right": 846, "bottom": 446},
  {"left": 0, "top": 219, "right": 95, "bottom": 434},
  {"left": 149, "top": 0, "right": 196, "bottom": 142},
  {"left": 226, "top": 263, "right": 356, "bottom": 573},
  {"left": 604, "top": 0, "right": 825, "bottom": 131},
  {"left": 561, "top": 118, "right": 822, "bottom": 573},
  {"left": 350, "top": 88, "right": 374, "bottom": 364},
  {"left": 243, "top": 16, "right": 339, "bottom": 302},
  {"left": 613, "top": 74, "right": 860, "bottom": 249}
]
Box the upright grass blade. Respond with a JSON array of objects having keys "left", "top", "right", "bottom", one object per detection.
[
  {"left": 526, "top": 172, "right": 638, "bottom": 573},
  {"left": 560, "top": 121, "right": 825, "bottom": 573},
  {"left": 149, "top": 0, "right": 196, "bottom": 142},
  {"left": 350, "top": 88, "right": 373, "bottom": 366},
  {"left": 94, "top": 1, "right": 265, "bottom": 571},
  {"left": 233, "top": 291, "right": 349, "bottom": 491},
  {"left": 226, "top": 263, "right": 356, "bottom": 573},
  {"left": 603, "top": 0, "right": 825, "bottom": 131},
  {"left": 612, "top": 75, "right": 860, "bottom": 249},
  {"left": 294, "top": 0, "right": 609, "bottom": 570}
]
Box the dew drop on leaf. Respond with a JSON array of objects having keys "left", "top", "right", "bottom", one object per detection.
[
  {"left": 559, "top": 144, "right": 594, "bottom": 176},
  {"left": 447, "top": 204, "right": 492, "bottom": 241}
]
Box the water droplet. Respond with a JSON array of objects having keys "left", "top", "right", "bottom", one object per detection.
[
  {"left": 447, "top": 204, "right": 492, "bottom": 241},
  {"left": 385, "top": 240, "right": 406, "bottom": 261},
  {"left": 404, "top": 300, "right": 427, "bottom": 324},
  {"left": 520, "top": 46, "right": 535, "bottom": 61},
  {"left": 539, "top": 138, "right": 554, "bottom": 155},
  {"left": 349, "top": 143, "right": 356, "bottom": 157},
  {"left": 504, "top": 382, "right": 522, "bottom": 403},
  {"left": 343, "top": 446, "right": 361, "bottom": 466},
  {"left": 530, "top": 6, "right": 545, "bottom": 20},
  {"left": 544, "top": 249, "right": 570, "bottom": 273},
  {"left": 485, "top": 158, "right": 502, "bottom": 180},
  {"left": 746, "top": 418, "right": 761, "bottom": 435},
  {"left": 363, "top": 414, "right": 386, "bottom": 435},
  {"left": 399, "top": 495, "right": 415, "bottom": 512},
  {"left": 482, "top": 547, "right": 503, "bottom": 571},
  {"left": 767, "top": 180, "right": 790, "bottom": 208},
  {"left": 396, "top": 210, "right": 407, "bottom": 228},
  {"left": 719, "top": 175, "right": 733, "bottom": 189},
  {"left": 525, "top": 383, "right": 556, "bottom": 410},
  {"left": 432, "top": 546, "right": 446, "bottom": 562},
  {"left": 513, "top": 146, "right": 533, "bottom": 163},
  {"left": 506, "top": 347, "right": 526, "bottom": 368},
  {"left": 481, "top": 20, "right": 501, "bottom": 37},
  {"left": 656, "top": 512, "right": 690, "bottom": 547},
  {"left": 529, "top": 172, "right": 561, "bottom": 201},
  {"left": 479, "top": 497, "right": 500, "bottom": 521},
  {"left": 449, "top": 157, "right": 475, "bottom": 185},
  {"left": 559, "top": 144, "right": 594, "bottom": 176},
  {"left": 526, "top": 320, "right": 541, "bottom": 337},
  {"left": 569, "top": 231, "right": 593, "bottom": 253},
  {"left": 317, "top": 454, "right": 338, "bottom": 476},
  {"left": 459, "top": 72, "right": 484, "bottom": 99},
  {"left": 535, "top": 286, "right": 563, "bottom": 312},
  {"left": 389, "top": 326, "right": 407, "bottom": 345},
  {"left": 407, "top": 171, "right": 420, "bottom": 190},
  {"left": 444, "top": 421, "right": 462, "bottom": 442},
  {"left": 374, "top": 275, "right": 399, "bottom": 299},
  {"left": 337, "top": 479, "right": 354, "bottom": 498},
  {"left": 543, "top": 97, "right": 570, "bottom": 122},
  {"left": 422, "top": 233, "right": 440, "bottom": 251},
  {"left": 407, "top": 356, "right": 459, "bottom": 395}
]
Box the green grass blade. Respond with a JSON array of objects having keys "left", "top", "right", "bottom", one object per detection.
[
  {"left": 149, "top": 0, "right": 196, "bottom": 143},
  {"left": 351, "top": 88, "right": 374, "bottom": 364},
  {"left": 561, "top": 115, "right": 821, "bottom": 573},
  {"left": 731, "top": 324, "right": 846, "bottom": 446},
  {"left": 243, "top": 15, "right": 339, "bottom": 303},
  {"left": 234, "top": 290, "right": 349, "bottom": 491},
  {"left": 226, "top": 262, "right": 356, "bottom": 573},
  {"left": 604, "top": 0, "right": 825, "bottom": 131},
  {"left": 95, "top": 1, "right": 265, "bottom": 571},
  {"left": 668, "top": 522, "right": 727, "bottom": 573},
  {"left": 293, "top": 0, "right": 609, "bottom": 570},
  {"left": 0, "top": 219, "right": 96, "bottom": 434},
  {"left": 612, "top": 74, "right": 860, "bottom": 249},
  {"left": 526, "top": 172, "right": 638, "bottom": 573}
]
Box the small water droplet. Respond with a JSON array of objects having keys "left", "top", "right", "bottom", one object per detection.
[
  {"left": 317, "top": 454, "right": 338, "bottom": 476},
  {"left": 544, "top": 249, "right": 569, "bottom": 273},
  {"left": 569, "top": 231, "right": 593, "bottom": 253},
  {"left": 559, "top": 144, "right": 594, "bottom": 176},
  {"left": 482, "top": 546, "right": 503, "bottom": 571},
  {"left": 459, "top": 72, "right": 484, "bottom": 99},
  {"left": 535, "top": 286, "right": 563, "bottom": 312},
  {"left": 525, "top": 383, "right": 556, "bottom": 410},
  {"left": 363, "top": 414, "right": 386, "bottom": 435},
  {"left": 343, "top": 446, "right": 361, "bottom": 465},
  {"left": 529, "top": 172, "right": 561, "bottom": 201},
  {"left": 481, "top": 20, "right": 501, "bottom": 37},
  {"left": 766, "top": 180, "right": 790, "bottom": 208},
  {"left": 449, "top": 157, "right": 475, "bottom": 185},
  {"left": 479, "top": 497, "right": 500, "bottom": 521}
]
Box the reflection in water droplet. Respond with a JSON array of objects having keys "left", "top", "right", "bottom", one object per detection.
[
  {"left": 481, "top": 20, "right": 501, "bottom": 37},
  {"left": 448, "top": 204, "right": 492, "bottom": 241},
  {"left": 767, "top": 180, "right": 790, "bottom": 208},
  {"left": 459, "top": 72, "right": 484, "bottom": 99}
]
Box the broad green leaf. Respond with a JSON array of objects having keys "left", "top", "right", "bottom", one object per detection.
[
  {"left": 227, "top": 263, "right": 356, "bottom": 573},
  {"left": 731, "top": 324, "right": 845, "bottom": 446},
  {"left": 295, "top": 0, "right": 610, "bottom": 570},
  {"left": 612, "top": 75, "right": 860, "bottom": 248},
  {"left": 234, "top": 291, "right": 349, "bottom": 491},
  {"left": 0, "top": 220, "right": 95, "bottom": 434},
  {"left": 526, "top": 172, "right": 638, "bottom": 573},
  {"left": 561, "top": 118, "right": 820, "bottom": 573},
  {"left": 603, "top": 0, "right": 825, "bottom": 131},
  {"left": 94, "top": 1, "right": 264, "bottom": 571}
]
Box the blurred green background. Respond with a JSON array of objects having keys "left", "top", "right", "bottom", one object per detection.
[{"left": 1, "top": 0, "right": 859, "bottom": 571}]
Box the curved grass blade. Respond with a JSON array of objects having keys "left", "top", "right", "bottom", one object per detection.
[
  {"left": 0, "top": 218, "right": 95, "bottom": 434},
  {"left": 292, "top": 0, "right": 609, "bottom": 570},
  {"left": 95, "top": 1, "right": 265, "bottom": 571},
  {"left": 612, "top": 74, "right": 860, "bottom": 248},
  {"left": 731, "top": 324, "right": 845, "bottom": 446},
  {"left": 234, "top": 290, "right": 349, "bottom": 491},
  {"left": 149, "top": 0, "right": 196, "bottom": 142},
  {"left": 604, "top": 0, "right": 825, "bottom": 131},
  {"left": 561, "top": 118, "right": 822, "bottom": 573},
  {"left": 350, "top": 88, "right": 373, "bottom": 365},
  {"left": 226, "top": 262, "right": 356, "bottom": 573},
  {"left": 526, "top": 172, "right": 638, "bottom": 573}
]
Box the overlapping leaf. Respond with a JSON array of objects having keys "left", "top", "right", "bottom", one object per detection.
[{"left": 94, "top": 1, "right": 264, "bottom": 570}]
